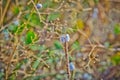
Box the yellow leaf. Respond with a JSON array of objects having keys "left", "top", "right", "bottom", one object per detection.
[{"left": 76, "top": 19, "right": 84, "bottom": 30}]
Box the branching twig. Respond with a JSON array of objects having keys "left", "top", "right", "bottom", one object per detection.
[
  {"left": 5, "top": 38, "right": 18, "bottom": 80},
  {"left": 84, "top": 44, "right": 120, "bottom": 52},
  {"left": 29, "top": 51, "right": 49, "bottom": 68},
  {"left": 85, "top": 45, "right": 96, "bottom": 69}
]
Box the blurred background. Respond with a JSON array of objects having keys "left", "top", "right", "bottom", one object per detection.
[{"left": 0, "top": 0, "right": 120, "bottom": 80}]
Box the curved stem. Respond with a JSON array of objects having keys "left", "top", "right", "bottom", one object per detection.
[{"left": 0, "top": 0, "right": 11, "bottom": 26}]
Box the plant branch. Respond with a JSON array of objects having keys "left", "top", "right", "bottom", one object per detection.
[
  {"left": 0, "top": 0, "right": 11, "bottom": 26},
  {"left": 64, "top": 41, "right": 70, "bottom": 79},
  {"left": 5, "top": 39, "right": 18, "bottom": 80}
]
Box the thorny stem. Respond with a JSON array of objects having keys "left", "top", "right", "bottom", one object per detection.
[{"left": 64, "top": 41, "right": 70, "bottom": 79}]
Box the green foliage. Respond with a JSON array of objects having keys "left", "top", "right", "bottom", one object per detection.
[
  {"left": 48, "top": 12, "right": 60, "bottom": 21},
  {"left": 29, "top": 44, "right": 40, "bottom": 51},
  {"left": 14, "top": 58, "right": 28, "bottom": 70},
  {"left": 38, "top": 45, "right": 46, "bottom": 52},
  {"left": 32, "top": 59, "right": 40, "bottom": 69},
  {"left": 54, "top": 40, "right": 63, "bottom": 49},
  {"left": 24, "top": 74, "right": 51, "bottom": 80},
  {"left": 14, "top": 62, "right": 23, "bottom": 70},
  {"left": 1, "top": 0, "right": 120, "bottom": 80},
  {"left": 24, "top": 13, "right": 42, "bottom": 26},
  {"left": 24, "top": 13, "right": 30, "bottom": 20},
  {"left": 111, "top": 53, "right": 120, "bottom": 65},
  {"left": 66, "top": 28, "right": 75, "bottom": 34},
  {"left": 16, "top": 24, "right": 25, "bottom": 34},
  {"left": 72, "top": 41, "right": 80, "bottom": 50},
  {"left": 8, "top": 24, "right": 18, "bottom": 33},
  {"left": 9, "top": 74, "right": 16, "bottom": 80},
  {"left": 42, "top": 0, "right": 57, "bottom": 8},
  {"left": 29, "top": 13, "right": 41, "bottom": 26},
  {"left": 32, "top": 45, "right": 46, "bottom": 58},
  {"left": 13, "top": 6, "right": 19, "bottom": 15},
  {"left": 25, "top": 30, "right": 36, "bottom": 44},
  {"left": 42, "top": 1, "right": 52, "bottom": 8},
  {"left": 0, "top": 72, "right": 4, "bottom": 79},
  {"left": 114, "top": 24, "right": 120, "bottom": 35},
  {"left": 94, "top": 0, "right": 99, "bottom": 4},
  {"left": 8, "top": 22, "right": 25, "bottom": 34}
]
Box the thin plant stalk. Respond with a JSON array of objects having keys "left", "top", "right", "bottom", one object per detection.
[{"left": 64, "top": 41, "right": 70, "bottom": 79}]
